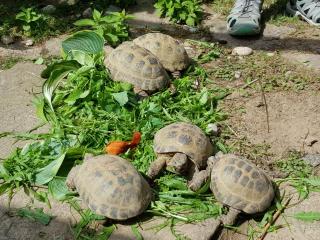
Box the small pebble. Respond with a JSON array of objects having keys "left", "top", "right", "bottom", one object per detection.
[
  {"left": 82, "top": 7, "right": 92, "bottom": 18},
  {"left": 232, "top": 47, "right": 253, "bottom": 56},
  {"left": 234, "top": 71, "right": 241, "bottom": 79},
  {"left": 266, "top": 52, "right": 275, "bottom": 57},
  {"left": 41, "top": 5, "right": 56, "bottom": 14},
  {"left": 25, "top": 39, "right": 34, "bottom": 46},
  {"left": 182, "top": 25, "right": 199, "bottom": 33},
  {"left": 206, "top": 123, "right": 219, "bottom": 136},
  {"left": 1, "top": 35, "right": 14, "bottom": 45},
  {"left": 302, "top": 154, "right": 320, "bottom": 167}
]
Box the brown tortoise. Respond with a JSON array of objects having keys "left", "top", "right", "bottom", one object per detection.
[
  {"left": 66, "top": 154, "right": 153, "bottom": 220},
  {"left": 190, "top": 153, "right": 275, "bottom": 237},
  {"left": 104, "top": 41, "right": 170, "bottom": 97},
  {"left": 133, "top": 33, "right": 190, "bottom": 78},
  {"left": 147, "top": 122, "right": 214, "bottom": 188}
]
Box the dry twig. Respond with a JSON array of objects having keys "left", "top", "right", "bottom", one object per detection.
[{"left": 258, "top": 197, "right": 291, "bottom": 240}]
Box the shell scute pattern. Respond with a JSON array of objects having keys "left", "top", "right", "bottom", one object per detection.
[
  {"left": 73, "top": 155, "right": 152, "bottom": 220},
  {"left": 133, "top": 33, "right": 190, "bottom": 72},
  {"left": 154, "top": 122, "right": 213, "bottom": 168},
  {"left": 104, "top": 42, "right": 170, "bottom": 91},
  {"left": 210, "top": 154, "right": 274, "bottom": 214}
]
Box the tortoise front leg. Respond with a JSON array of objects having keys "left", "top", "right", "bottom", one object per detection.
[
  {"left": 188, "top": 168, "right": 210, "bottom": 192},
  {"left": 147, "top": 155, "right": 169, "bottom": 179}
]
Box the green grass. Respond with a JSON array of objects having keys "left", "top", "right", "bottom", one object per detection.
[{"left": 0, "top": 57, "right": 22, "bottom": 70}]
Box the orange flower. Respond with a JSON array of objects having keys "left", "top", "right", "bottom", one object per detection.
[{"left": 105, "top": 132, "right": 142, "bottom": 155}]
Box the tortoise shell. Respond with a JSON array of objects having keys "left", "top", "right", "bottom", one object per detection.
[
  {"left": 133, "top": 33, "right": 190, "bottom": 72},
  {"left": 154, "top": 122, "right": 213, "bottom": 169},
  {"left": 210, "top": 154, "right": 274, "bottom": 214},
  {"left": 104, "top": 41, "right": 170, "bottom": 91},
  {"left": 72, "top": 155, "right": 153, "bottom": 220}
]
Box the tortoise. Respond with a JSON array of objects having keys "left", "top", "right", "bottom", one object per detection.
[
  {"left": 104, "top": 41, "right": 170, "bottom": 97},
  {"left": 133, "top": 33, "right": 190, "bottom": 78},
  {"left": 66, "top": 154, "right": 153, "bottom": 220},
  {"left": 190, "top": 153, "right": 275, "bottom": 236},
  {"left": 147, "top": 122, "right": 214, "bottom": 187}
]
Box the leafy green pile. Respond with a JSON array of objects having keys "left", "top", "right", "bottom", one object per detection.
[
  {"left": 154, "top": 0, "right": 203, "bottom": 26},
  {"left": 0, "top": 31, "right": 226, "bottom": 238}
]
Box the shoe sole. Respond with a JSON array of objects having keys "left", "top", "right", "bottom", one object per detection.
[{"left": 286, "top": 2, "right": 320, "bottom": 26}]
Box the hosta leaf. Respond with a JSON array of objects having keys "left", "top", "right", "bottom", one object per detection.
[
  {"left": 62, "top": 31, "right": 104, "bottom": 56},
  {"left": 35, "top": 153, "right": 66, "bottom": 185},
  {"left": 293, "top": 212, "right": 320, "bottom": 222},
  {"left": 42, "top": 61, "right": 80, "bottom": 111}
]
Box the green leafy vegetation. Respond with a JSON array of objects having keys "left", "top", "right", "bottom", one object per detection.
[
  {"left": 15, "top": 7, "right": 45, "bottom": 37},
  {"left": 74, "top": 9, "right": 133, "bottom": 46},
  {"left": 0, "top": 31, "right": 226, "bottom": 238},
  {"left": 154, "top": 0, "right": 203, "bottom": 26},
  {"left": 276, "top": 151, "right": 312, "bottom": 178},
  {"left": 17, "top": 207, "right": 53, "bottom": 225}
]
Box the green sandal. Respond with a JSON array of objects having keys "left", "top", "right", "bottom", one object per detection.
[
  {"left": 286, "top": 0, "right": 320, "bottom": 26},
  {"left": 227, "top": 0, "right": 263, "bottom": 36}
]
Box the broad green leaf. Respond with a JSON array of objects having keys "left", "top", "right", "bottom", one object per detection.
[
  {"left": 18, "top": 208, "right": 52, "bottom": 225},
  {"left": 0, "top": 163, "right": 9, "bottom": 179},
  {"left": 186, "top": 17, "right": 195, "bottom": 26},
  {"left": 199, "top": 88, "right": 208, "bottom": 105},
  {"left": 65, "top": 89, "right": 90, "bottom": 105},
  {"left": 93, "top": 9, "right": 102, "bottom": 21},
  {"left": 71, "top": 50, "right": 94, "bottom": 66},
  {"left": 32, "top": 97, "right": 46, "bottom": 121},
  {"left": 42, "top": 60, "right": 80, "bottom": 111},
  {"left": 48, "top": 177, "right": 74, "bottom": 201},
  {"left": 35, "top": 153, "right": 66, "bottom": 185},
  {"left": 73, "top": 19, "right": 96, "bottom": 27},
  {"left": 62, "top": 31, "right": 104, "bottom": 56},
  {"left": 34, "top": 57, "right": 44, "bottom": 65},
  {"left": 293, "top": 211, "right": 320, "bottom": 222},
  {"left": 112, "top": 91, "right": 129, "bottom": 106}
]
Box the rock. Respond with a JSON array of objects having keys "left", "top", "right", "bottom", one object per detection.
[
  {"left": 182, "top": 25, "right": 199, "bottom": 33},
  {"left": 232, "top": 47, "right": 253, "bottom": 56},
  {"left": 266, "top": 52, "right": 275, "bottom": 57},
  {"left": 302, "top": 154, "right": 320, "bottom": 167},
  {"left": 1, "top": 35, "right": 14, "bottom": 45},
  {"left": 206, "top": 123, "right": 219, "bottom": 136},
  {"left": 41, "top": 5, "right": 56, "bottom": 14},
  {"left": 25, "top": 39, "right": 34, "bottom": 46},
  {"left": 234, "top": 71, "right": 241, "bottom": 79},
  {"left": 82, "top": 7, "right": 92, "bottom": 18},
  {"left": 106, "top": 5, "right": 122, "bottom": 14}
]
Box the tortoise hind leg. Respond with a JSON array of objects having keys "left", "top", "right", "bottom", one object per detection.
[{"left": 147, "top": 155, "right": 170, "bottom": 179}]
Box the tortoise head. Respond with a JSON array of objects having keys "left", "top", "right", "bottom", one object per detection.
[
  {"left": 66, "top": 165, "right": 81, "bottom": 190},
  {"left": 166, "top": 152, "right": 189, "bottom": 175}
]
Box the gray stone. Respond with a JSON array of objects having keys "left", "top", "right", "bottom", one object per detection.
[
  {"left": 82, "top": 7, "right": 92, "bottom": 18},
  {"left": 302, "top": 154, "right": 320, "bottom": 167},
  {"left": 106, "top": 5, "right": 122, "bottom": 14},
  {"left": 1, "top": 35, "right": 14, "bottom": 45},
  {"left": 41, "top": 5, "right": 56, "bottom": 14},
  {"left": 206, "top": 123, "right": 219, "bottom": 136}
]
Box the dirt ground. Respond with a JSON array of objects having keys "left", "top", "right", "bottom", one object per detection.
[{"left": 0, "top": 0, "right": 320, "bottom": 239}]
